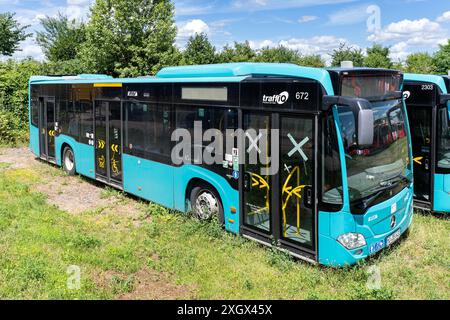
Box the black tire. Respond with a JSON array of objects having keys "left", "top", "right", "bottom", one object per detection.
[
  {"left": 190, "top": 184, "right": 224, "bottom": 225},
  {"left": 62, "top": 146, "right": 76, "bottom": 176}
]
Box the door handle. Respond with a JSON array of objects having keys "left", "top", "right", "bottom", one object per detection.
[
  {"left": 244, "top": 172, "right": 251, "bottom": 192},
  {"left": 304, "top": 186, "right": 313, "bottom": 209},
  {"left": 425, "top": 158, "right": 430, "bottom": 171}
]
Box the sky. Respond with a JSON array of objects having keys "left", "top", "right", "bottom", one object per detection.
[{"left": 1, "top": 0, "right": 449, "bottom": 64}]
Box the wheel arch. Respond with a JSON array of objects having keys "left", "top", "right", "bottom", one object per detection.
[
  {"left": 185, "top": 177, "right": 223, "bottom": 210},
  {"left": 60, "top": 142, "right": 75, "bottom": 169}
]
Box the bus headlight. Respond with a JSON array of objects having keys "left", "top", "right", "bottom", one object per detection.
[{"left": 337, "top": 233, "right": 366, "bottom": 250}]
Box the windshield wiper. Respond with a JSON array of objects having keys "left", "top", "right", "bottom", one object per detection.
[
  {"left": 379, "top": 174, "right": 410, "bottom": 188},
  {"left": 352, "top": 176, "right": 410, "bottom": 214}
]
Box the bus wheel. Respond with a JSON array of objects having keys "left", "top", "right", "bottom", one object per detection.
[
  {"left": 190, "top": 185, "right": 224, "bottom": 224},
  {"left": 62, "top": 147, "right": 76, "bottom": 176}
]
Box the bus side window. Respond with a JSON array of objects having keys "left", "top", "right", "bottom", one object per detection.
[
  {"left": 125, "top": 102, "right": 172, "bottom": 158},
  {"left": 68, "top": 101, "right": 79, "bottom": 138},
  {"left": 57, "top": 100, "right": 68, "bottom": 134},
  {"left": 31, "top": 96, "right": 39, "bottom": 127},
  {"left": 320, "top": 114, "right": 343, "bottom": 210}
]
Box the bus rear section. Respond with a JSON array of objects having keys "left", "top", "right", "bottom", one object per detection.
[
  {"left": 28, "top": 63, "right": 414, "bottom": 267},
  {"left": 403, "top": 74, "right": 450, "bottom": 214}
]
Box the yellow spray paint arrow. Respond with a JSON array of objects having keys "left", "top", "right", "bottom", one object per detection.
[{"left": 413, "top": 157, "right": 424, "bottom": 165}]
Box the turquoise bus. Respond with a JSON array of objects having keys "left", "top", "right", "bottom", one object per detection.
[
  {"left": 403, "top": 74, "right": 450, "bottom": 213},
  {"left": 29, "top": 63, "right": 414, "bottom": 266}
]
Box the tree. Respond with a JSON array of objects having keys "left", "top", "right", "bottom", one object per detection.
[
  {"left": 404, "top": 52, "right": 434, "bottom": 74},
  {"left": 330, "top": 43, "right": 364, "bottom": 67},
  {"left": 36, "top": 13, "right": 86, "bottom": 62},
  {"left": 182, "top": 33, "right": 216, "bottom": 65},
  {"left": 0, "top": 12, "right": 31, "bottom": 56},
  {"left": 298, "top": 54, "right": 326, "bottom": 68},
  {"left": 216, "top": 41, "right": 256, "bottom": 63},
  {"left": 432, "top": 39, "right": 450, "bottom": 75},
  {"left": 254, "top": 46, "right": 325, "bottom": 67},
  {"left": 364, "top": 44, "right": 393, "bottom": 69},
  {"left": 80, "top": 0, "right": 179, "bottom": 77},
  {"left": 255, "top": 46, "right": 300, "bottom": 63}
]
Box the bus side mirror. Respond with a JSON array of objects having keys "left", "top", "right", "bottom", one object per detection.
[
  {"left": 439, "top": 94, "right": 450, "bottom": 121},
  {"left": 440, "top": 94, "right": 450, "bottom": 106},
  {"left": 322, "top": 96, "right": 374, "bottom": 147}
]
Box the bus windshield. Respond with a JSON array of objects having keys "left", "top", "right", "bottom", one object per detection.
[
  {"left": 338, "top": 99, "right": 412, "bottom": 213},
  {"left": 341, "top": 74, "right": 401, "bottom": 99}
]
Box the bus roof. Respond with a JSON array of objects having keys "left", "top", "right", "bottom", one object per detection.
[
  {"left": 404, "top": 73, "right": 448, "bottom": 94},
  {"left": 29, "top": 63, "right": 335, "bottom": 95}
]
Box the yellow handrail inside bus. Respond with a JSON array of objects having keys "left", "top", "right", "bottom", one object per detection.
[
  {"left": 281, "top": 166, "right": 308, "bottom": 237},
  {"left": 249, "top": 172, "right": 270, "bottom": 215}
]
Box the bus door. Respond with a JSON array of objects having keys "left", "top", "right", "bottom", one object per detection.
[
  {"left": 241, "top": 111, "right": 317, "bottom": 259},
  {"left": 94, "top": 100, "right": 123, "bottom": 186},
  {"left": 38, "top": 97, "right": 56, "bottom": 161},
  {"left": 406, "top": 106, "right": 433, "bottom": 203}
]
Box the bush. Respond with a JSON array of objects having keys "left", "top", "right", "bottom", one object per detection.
[
  {"left": 0, "top": 59, "right": 43, "bottom": 123},
  {"left": 0, "top": 109, "right": 27, "bottom": 145},
  {"left": 0, "top": 59, "right": 45, "bottom": 146}
]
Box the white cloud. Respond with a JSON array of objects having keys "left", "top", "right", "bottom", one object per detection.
[
  {"left": 328, "top": 4, "right": 371, "bottom": 26},
  {"left": 178, "top": 19, "right": 210, "bottom": 38},
  {"left": 9, "top": 1, "right": 93, "bottom": 60},
  {"left": 437, "top": 11, "right": 450, "bottom": 23},
  {"left": 249, "top": 36, "right": 358, "bottom": 64},
  {"left": 5, "top": 38, "right": 45, "bottom": 62},
  {"left": 67, "top": 0, "right": 91, "bottom": 5},
  {"left": 366, "top": 10, "right": 450, "bottom": 63},
  {"left": 176, "top": 19, "right": 211, "bottom": 47},
  {"left": 389, "top": 42, "right": 410, "bottom": 62},
  {"left": 248, "top": 39, "right": 276, "bottom": 49},
  {"left": 231, "top": 0, "right": 357, "bottom": 11},
  {"left": 298, "top": 16, "right": 318, "bottom": 23},
  {"left": 174, "top": 0, "right": 216, "bottom": 16},
  {"left": 367, "top": 17, "right": 450, "bottom": 62},
  {"left": 368, "top": 18, "right": 441, "bottom": 43}
]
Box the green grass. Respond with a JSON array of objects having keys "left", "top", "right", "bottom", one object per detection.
[{"left": 0, "top": 165, "right": 448, "bottom": 300}]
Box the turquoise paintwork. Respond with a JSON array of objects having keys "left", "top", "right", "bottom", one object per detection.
[
  {"left": 172, "top": 164, "right": 240, "bottom": 234},
  {"left": 30, "top": 63, "right": 335, "bottom": 96},
  {"left": 122, "top": 155, "right": 240, "bottom": 234},
  {"left": 157, "top": 63, "right": 335, "bottom": 95},
  {"left": 28, "top": 79, "right": 39, "bottom": 157},
  {"left": 433, "top": 174, "right": 450, "bottom": 212},
  {"left": 54, "top": 134, "right": 96, "bottom": 179},
  {"left": 122, "top": 154, "right": 175, "bottom": 209},
  {"left": 319, "top": 188, "right": 414, "bottom": 266},
  {"left": 404, "top": 73, "right": 450, "bottom": 213},
  {"left": 404, "top": 73, "right": 448, "bottom": 93},
  {"left": 29, "top": 125, "right": 39, "bottom": 156},
  {"left": 319, "top": 100, "right": 414, "bottom": 266},
  {"left": 29, "top": 75, "right": 249, "bottom": 86},
  {"left": 29, "top": 63, "right": 414, "bottom": 266}
]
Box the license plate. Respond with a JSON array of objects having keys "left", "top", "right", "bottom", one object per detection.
[
  {"left": 369, "top": 240, "right": 385, "bottom": 254},
  {"left": 386, "top": 229, "right": 401, "bottom": 247}
]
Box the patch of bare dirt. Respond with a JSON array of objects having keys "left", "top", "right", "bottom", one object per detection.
[
  {"left": 96, "top": 268, "right": 194, "bottom": 300},
  {"left": 0, "top": 148, "right": 145, "bottom": 218},
  {"left": 34, "top": 175, "right": 118, "bottom": 214},
  {"left": 99, "top": 202, "right": 149, "bottom": 228},
  {"left": 0, "top": 147, "right": 35, "bottom": 169}
]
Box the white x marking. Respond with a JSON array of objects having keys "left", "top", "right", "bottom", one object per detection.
[
  {"left": 287, "top": 134, "right": 309, "bottom": 161},
  {"left": 246, "top": 132, "right": 263, "bottom": 154}
]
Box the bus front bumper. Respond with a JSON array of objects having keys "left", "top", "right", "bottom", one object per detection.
[{"left": 318, "top": 189, "right": 414, "bottom": 267}]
